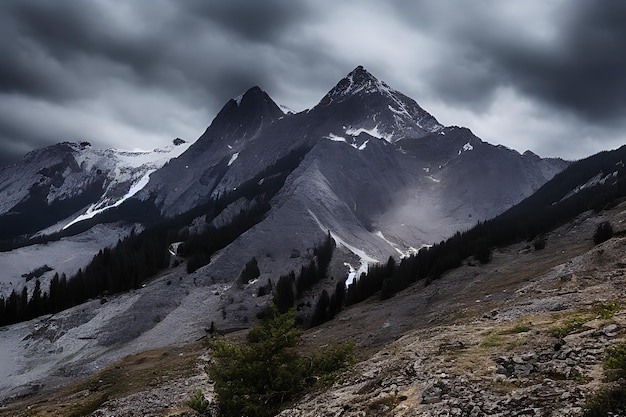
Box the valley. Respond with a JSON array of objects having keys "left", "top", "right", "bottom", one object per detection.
[{"left": 2, "top": 199, "right": 625, "bottom": 416}]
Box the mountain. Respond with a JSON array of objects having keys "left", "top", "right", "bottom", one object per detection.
[
  {"left": 316, "top": 65, "right": 443, "bottom": 140},
  {"left": 138, "top": 67, "right": 567, "bottom": 289},
  {"left": 0, "top": 66, "right": 576, "bottom": 402},
  {"left": 0, "top": 66, "right": 569, "bottom": 312},
  {"left": 4, "top": 147, "right": 626, "bottom": 415}
]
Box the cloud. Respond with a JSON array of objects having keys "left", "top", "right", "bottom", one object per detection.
[{"left": 0, "top": 0, "right": 624, "bottom": 166}]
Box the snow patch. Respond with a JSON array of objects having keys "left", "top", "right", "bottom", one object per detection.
[
  {"left": 63, "top": 170, "right": 155, "bottom": 230},
  {"left": 345, "top": 125, "right": 393, "bottom": 142},
  {"left": 325, "top": 133, "right": 369, "bottom": 151},
  {"left": 387, "top": 104, "right": 410, "bottom": 118},
  {"left": 228, "top": 153, "right": 239, "bottom": 167},
  {"left": 375, "top": 231, "right": 421, "bottom": 258},
  {"left": 279, "top": 104, "right": 295, "bottom": 115},
  {"left": 344, "top": 261, "right": 368, "bottom": 287},
  {"left": 562, "top": 171, "right": 619, "bottom": 200},
  {"left": 326, "top": 133, "right": 347, "bottom": 143},
  {"left": 458, "top": 142, "right": 474, "bottom": 155},
  {"left": 307, "top": 209, "right": 378, "bottom": 286}
]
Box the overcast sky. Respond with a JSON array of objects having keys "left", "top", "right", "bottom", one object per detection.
[{"left": 1, "top": 0, "right": 625, "bottom": 168}]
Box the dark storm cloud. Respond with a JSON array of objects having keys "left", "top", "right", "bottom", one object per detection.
[
  {"left": 390, "top": 1, "right": 626, "bottom": 124},
  {"left": 185, "top": 0, "right": 312, "bottom": 43},
  {"left": 500, "top": 1, "right": 626, "bottom": 122},
  {"left": 0, "top": 0, "right": 625, "bottom": 167}
]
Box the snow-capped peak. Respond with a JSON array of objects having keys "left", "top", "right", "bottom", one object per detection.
[
  {"left": 279, "top": 104, "right": 295, "bottom": 115},
  {"left": 315, "top": 66, "right": 443, "bottom": 142},
  {"left": 319, "top": 66, "right": 396, "bottom": 106}
]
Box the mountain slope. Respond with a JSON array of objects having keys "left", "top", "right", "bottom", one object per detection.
[
  {"left": 0, "top": 66, "right": 575, "bottom": 404},
  {"left": 141, "top": 67, "right": 568, "bottom": 285},
  {"left": 0, "top": 140, "right": 190, "bottom": 241},
  {"left": 3, "top": 196, "right": 626, "bottom": 416}
]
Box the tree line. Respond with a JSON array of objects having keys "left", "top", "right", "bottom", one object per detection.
[
  {"left": 0, "top": 147, "right": 309, "bottom": 326},
  {"left": 342, "top": 145, "right": 626, "bottom": 306}
]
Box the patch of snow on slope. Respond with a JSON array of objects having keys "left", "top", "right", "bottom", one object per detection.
[
  {"left": 0, "top": 223, "right": 129, "bottom": 298},
  {"left": 345, "top": 125, "right": 393, "bottom": 142},
  {"left": 458, "top": 142, "right": 474, "bottom": 155},
  {"left": 344, "top": 261, "right": 368, "bottom": 287},
  {"left": 388, "top": 104, "right": 410, "bottom": 118},
  {"left": 63, "top": 170, "right": 155, "bottom": 230},
  {"left": 326, "top": 133, "right": 347, "bottom": 143},
  {"left": 228, "top": 152, "right": 239, "bottom": 166},
  {"left": 562, "top": 170, "right": 621, "bottom": 200},
  {"left": 279, "top": 104, "right": 295, "bottom": 114},
  {"left": 325, "top": 133, "right": 369, "bottom": 151},
  {"left": 307, "top": 209, "right": 377, "bottom": 286},
  {"left": 375, "top": 231, "right": 420, "bottom": 258}
]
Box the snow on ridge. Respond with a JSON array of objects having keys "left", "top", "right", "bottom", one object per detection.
[
  {"left": 325, "top": 133, "right": 369, "bottom": 151},
  {"left": 63, "top": 170, "right": 156, "bottom": 230},
  {"left": 228, "top": 152, "right": 239, "bottom": 166},
  {"left": 388, "top": 104, "right": 410, "bottom": 118},
  {"left": 279, "top": 104, "right": 295, "bottom": 115},
  {"left": 345, "top": 125, "right": 393, "bottom": 142},
  {"left": 234, "top": 93, "right": 244, "bottom": 105},
  {"left": 458, "top": 142, "right": 474, "bottom": 155},
  {"left": 326, "top": 133, "right": 347, "bottom": 143}
]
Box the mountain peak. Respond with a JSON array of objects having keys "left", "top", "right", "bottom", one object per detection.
[
  {"left": 234, "top": 86, "right": 266, "bottom": 106},
  {"left": 193, "top": 86, "right": 283, "bottom": 150},
  {"left": 318, "top": 66, "right": 391, "bottom": 106}
]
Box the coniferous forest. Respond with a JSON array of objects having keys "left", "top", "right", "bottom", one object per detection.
[{"left": 0, "top": 147, "right": 308, "bottom": 326}]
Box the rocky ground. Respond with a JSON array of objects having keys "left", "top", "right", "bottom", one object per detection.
[{"left": 2, "top": 203, "right": 626, "bottom": 416}]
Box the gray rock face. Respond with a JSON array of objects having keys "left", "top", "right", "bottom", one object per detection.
[{"left": 140, "top": 67, "right": 569, "bottom": 282}]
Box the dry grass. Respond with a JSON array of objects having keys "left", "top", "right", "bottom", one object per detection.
[{"left": 0, "top": 343, "right": 204, "bottom": 417}]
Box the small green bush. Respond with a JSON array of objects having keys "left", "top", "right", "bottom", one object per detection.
[
  {"left": 584, "top": 344, "right": 626, "bottom": 416},
  {"left": 499, "top": 324, "right": 531, "bottom": 335},
  {"left": 583, "top": 385, "right": 626, "bottom": 417},
  {"left": 312, "top": 340, "right": 356, "bottom": 386},
  {"left": 208, "top": 304, "right": 355, "bottom": 417},
  {"left": 480, "top": 335, "right": 502, "bottom": 348},
  {"left": 186, "top": 389, "right": 210, "bottom": 414},
  {"left": 550, "top": 316, "right": 591, "bottom": 338},
  {"left": 604, "top": 344, "right": 626, "bottom": 381},
  {"left": 594, "top": 301, "right": 620, "bottom": 319}
]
